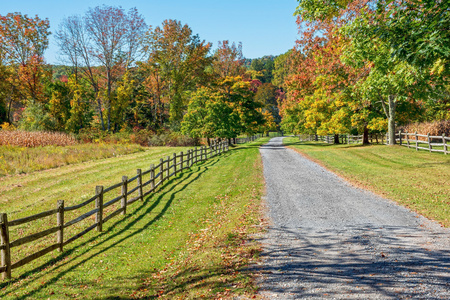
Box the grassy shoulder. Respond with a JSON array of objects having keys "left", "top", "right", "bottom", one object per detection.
[
  {"left": 0, "top": 139, "right": 267, "bottom": 299},
  {"left": 0, "top": 143, "right": 146, "bottom": 177},
  {"left": 283, "top": 137, "right": 450, "bottom": 227}
]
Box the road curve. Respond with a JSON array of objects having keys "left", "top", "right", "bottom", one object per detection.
[{"left": 256, "top": 137, "right": 450, "bottom": 299}]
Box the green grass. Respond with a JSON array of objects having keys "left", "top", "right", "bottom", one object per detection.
[
  {"left": 284, "top": 137, "right": 450, "bottom": 227},
  {"left": 0, "top": 139, "right": 267, "bottom": 299},
  {"left": 0, "top": 143, "right": 146, "bottom": 177}
]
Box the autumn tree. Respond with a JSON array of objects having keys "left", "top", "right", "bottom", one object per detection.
[
  {"left": 142, "top": 19, "right": 212, "bottom": 128},
  {"left": 293, "top": 0, "right": 448, "bottom": 144},
  {"left": 0, "top": 12, "right": 50, "bottom": 106},
  {"left": 211, "top": 41, "right": 245, "bottom": 78},
  {"left": 56, "top": 6, "right": 147, "bottom": 131},
  {"left": 339, "top": 2, "right": 443, "bottom": 144}
]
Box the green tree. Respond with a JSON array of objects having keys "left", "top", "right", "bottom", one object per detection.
[
  {"left": 272, "top": 50, "right": 293, "bottom": 89},
  {"left": 181, "top": 87, "right": 239, "bottom": 143},
  {"left": 182, "top": 76, "right": 265, "bottom": 141},
  {"left": 254, "top": 82, "right": 281, "bottom": 124},
  {"left": 143, "top": 19, "right": 212, "bottom": 127}
]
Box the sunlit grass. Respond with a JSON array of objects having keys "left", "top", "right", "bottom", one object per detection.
[
  {"left": 0, "top": 139, "right": 267, "bottom": 299},
  {"left": 0, "top": 143, "right": 145, "bottom": 177},
  {"left": 284, "top": 137, "right": 450, "bottom": 227}
]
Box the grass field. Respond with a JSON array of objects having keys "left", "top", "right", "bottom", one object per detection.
[
  {"left": 284, "top": 137, "right": 450, "bottom": 227},
  {"left": 0, "top": 143, "right": 146, "bottom": 177},
  {"left": 0, "top": 139, "right": 267, "bottom": 299}
]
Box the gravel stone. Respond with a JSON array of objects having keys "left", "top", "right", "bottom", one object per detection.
[{"left": 256, "top": 137, "right": 450, "bottom": 299}]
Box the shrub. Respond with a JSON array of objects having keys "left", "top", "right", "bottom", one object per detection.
[
  {"left": 18, "top": 102, "right": 55, "bottom": 131},
  {"left": 148, "top": 131, "right": 197, "bottom": 147}
]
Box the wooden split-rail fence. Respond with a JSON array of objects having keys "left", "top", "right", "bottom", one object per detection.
[
  {"left": 393, "top": 131, "right": 449, "bottom": 154},
  {"left": 0, "top": 136, "right": 260, "bottom": 280},
  {"left": 300, "top": 131, "right": 449, "bottom": 154}
]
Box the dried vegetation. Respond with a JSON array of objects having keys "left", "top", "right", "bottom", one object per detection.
[{"left": 0, "top": 130, "right": 78, "bottom": 147}]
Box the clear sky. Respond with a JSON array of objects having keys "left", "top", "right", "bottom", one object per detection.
[{"left": 1, "top": 0, "right": 299, "bottom": 64}]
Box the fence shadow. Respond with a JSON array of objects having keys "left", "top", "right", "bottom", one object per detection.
[
  {"left": 0, "top": 155, "right": 224, "bottom": 298},
  {"left": 254, "top": 225, "right": 450, "bottom": 298}
]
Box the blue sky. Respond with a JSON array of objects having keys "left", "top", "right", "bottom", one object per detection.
[{"left": 1, "top": 0, "right": 299, "bottom": 64}]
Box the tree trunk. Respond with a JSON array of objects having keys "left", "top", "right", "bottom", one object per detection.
[
  {"left": 334, "top": 134, "right": 340, "bottom": 144},
  {"left": 207, "top": 137, "right": 211, "bottom": 146},
  {"left": 363, "top": 125, "right": 370, "bottom": 145},
  {"left": 7, "top": 94, "right": 13, "bottom": 124},
  {"left": 107, "top": 70, "right": 112, "bottom": 131},
  {"left": 96, "top": 95, "right": 105, "bottom": 131},
  {"left": 388, "top": 95, "right": 397, "bottom": 145}
]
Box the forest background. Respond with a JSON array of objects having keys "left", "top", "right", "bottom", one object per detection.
[
  {"left": 0, "top": 6, "right": 284, "bottom": 145},
  {"left": 1, "top": 0, "right": 449, "bottom": 147}
]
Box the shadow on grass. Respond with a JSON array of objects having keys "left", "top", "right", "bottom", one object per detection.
[
  {"left": 0, "top": 153, "right": 226, "bottom": 299},
  {"left": 253, "top": 226, "right": 450, "bottom": 299},
  {"left": 84, "top": 231, "right": 258, "bottom": 299}
]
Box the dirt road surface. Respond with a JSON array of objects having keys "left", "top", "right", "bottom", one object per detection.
[{"left": 257, "top": 137, "right": 450, "bottom": 299}]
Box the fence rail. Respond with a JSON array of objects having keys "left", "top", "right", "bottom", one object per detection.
[
  {"left": 395, "top": 131, "right": 449, "bottom": 154},
  {"left": 0, "top": 135, "right": 262, "bottom": 280},
  {"left": 299, "top": 131, "right": 448, "bottom": 155}
]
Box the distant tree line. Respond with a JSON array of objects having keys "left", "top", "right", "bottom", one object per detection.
[{"left": 0, "top": 6, "right": 285, "bottom": 142}]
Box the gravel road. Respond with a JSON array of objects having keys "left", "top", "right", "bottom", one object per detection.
[{"left": 256, "top": 137, "right": 450, "bottom": 299}]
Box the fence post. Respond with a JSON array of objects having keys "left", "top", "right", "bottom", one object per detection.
[
  {"left": 150, "top": 165, "right": 155, "bottom": 191},
  {"left": 166, "top": 156, "right": 170, "bottom": 178},
  {"left": 399, "top": 130, "right": 402, "bottom": 146},
  {"left": 180, "top": 152, "right": 184, "bottom": 170},
  {"left": 173, "top": 153, "right": 177, "bottom": 176},
  {"left": 427, "top": 133, "right": 432, "bottom": 152},
  {"left": 415, "top": 132, "right": 418, "bottom": 151},
  {"left": 186, "top": 150, "right": 190, "bottom": 167},
  {"left": 443, "top": 134, "right": 447, "bottom": 155},
  {"left": 0, "top": 213, "right": 11, "bottom": 280},
  {"left": 160, "top": 158, "right": 164, "bottom": 183},
  {"left": 95, "top": 186, "right": 103, "bottom": 232},
  {"left": 193, "top": 147, "right": 196, "bottom": 164},
  {"left": 406, "top": 131, "right": 410, "bottom": 148},
  {"left": 57, "top": 200, "right": 64, "bottom": 252},
  {"left": 137, "top": 169, "right": 143, "bottom": 202},
  {"left": 121, "top": 176, "right": 128, "bottom": 215}
]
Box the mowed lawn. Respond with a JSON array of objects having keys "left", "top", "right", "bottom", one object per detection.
[
  {"left": 0, "top": 140, "right": 267, "bottom": 299},
  {"left": 284, "top": 137, "right": 450, "bottom": 227}
]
